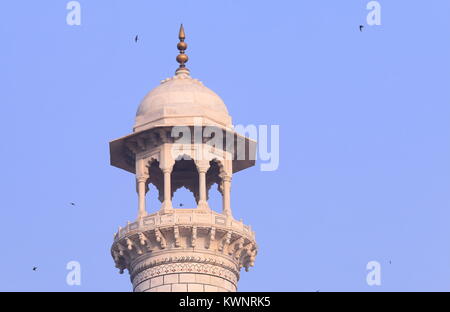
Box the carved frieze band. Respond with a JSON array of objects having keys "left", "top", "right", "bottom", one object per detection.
[{"left": 131, "top": 257, "right": 239, "bottom": 287}]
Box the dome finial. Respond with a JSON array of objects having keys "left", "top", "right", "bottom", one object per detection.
[{"left": 176, "top": 24, "right": 189, "bottom": 75}]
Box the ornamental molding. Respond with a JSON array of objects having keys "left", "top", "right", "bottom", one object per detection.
[{"left": 131, "top": 256, "right": 239, "bottom": 287}]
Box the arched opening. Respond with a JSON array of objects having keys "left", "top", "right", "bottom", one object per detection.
[
  {"left": 206, "top": 159, "right": 224, "bottom": 213},
  {"left": 171, "top": 157, "right": 199, "bottom": 209},
  {"left": 207, "top": 183, "right": 222, "bottom": 213},
  {"left": 172, "top": 187, "right": 197, "bottom": 208},
  {"left": 146, "top": 183, "right": 161, "bottom": 213},
  {"left": 147, "top": 160, "right": 164, "bottom": 212}
]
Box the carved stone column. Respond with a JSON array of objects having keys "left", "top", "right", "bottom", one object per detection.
[
  {"left": 222, "top": 175, "right": 232, "bottom": 217},
  {"left": 197, "top": 161, "right": 209, "bottom": 210},
  {"left": 161, "top": 168, "right": 173, "bottom": 212},
  {"left": 136, "top": 175, "right": 149, "bottom": 218}
]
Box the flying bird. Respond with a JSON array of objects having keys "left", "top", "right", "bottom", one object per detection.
[
  {"left": 32, "top": 266, "right": 37, "bottom": 271},
  {"left": 359, "top": 25, "right": 364, "bottom": 32},
  {"left": 134, "top": 35, "right": 139, "bottom": 43},
  {"left": 70, "top": 202, "right": 76, "bottom": 206},
  {"left": 179, "top": 203, "right": 183, "bottom": 207}
]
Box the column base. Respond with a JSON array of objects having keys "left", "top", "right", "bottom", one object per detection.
[
  {"left": 160, "top": 201, "right": 173, "bottom": 214},
  {"left": 136, "top": 211, "right": 148, "bottom": 220},
  {"left": 197, "top": 200, "right": 209, "bottom": 211},
  {"left": 223, "top": 210, "right": 233, "bottom": 218}
]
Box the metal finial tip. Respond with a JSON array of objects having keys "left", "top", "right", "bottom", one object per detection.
[
  {"left": 176, "top": 24, "right": 189, "bottom": 74},
  {"left": 179, "top": 24, "right": 185, "bottom": 41}
]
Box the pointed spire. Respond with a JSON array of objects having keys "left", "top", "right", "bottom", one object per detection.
[
  {"left": 178, "top": 23, "right": 186, "bottom": 41},
  {"left": 176, "top": 24, "right": 189, "bottom": 75}
]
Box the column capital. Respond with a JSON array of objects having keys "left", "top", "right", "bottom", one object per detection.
[
  {"left": 220, "top": 173, "right": 232, "bottom": 183},
  {"left": 136, "top": 175, "right": 149, "bottom": 183},
  {"left": 195, "top": 160, "right": 210, "bottom": 173}
]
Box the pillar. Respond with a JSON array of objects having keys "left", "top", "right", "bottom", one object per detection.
[
  {"left": 197, "top": 162, "right": 209, "bottom": 210},
  {"left": 161, "top": 168, "right": 173, "bottom": 212},
  {"left": 136, "top": 175, "right": 148, "bottom": 218},
  {"left": 135, "top": 158, "right": 149, "bottom": 219},
  {"left": 222, "top": 175, "right": 232, "bottom": 217}
]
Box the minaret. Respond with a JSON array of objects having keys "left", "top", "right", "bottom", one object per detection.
[{"left": 109, "top": 25, "right": 257, "bottom": 292}]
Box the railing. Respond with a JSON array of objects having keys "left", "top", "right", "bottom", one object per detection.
[{"left": 114, "top": 209, "right": 254, "bottom": 240}]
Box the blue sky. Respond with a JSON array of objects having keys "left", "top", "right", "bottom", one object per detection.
[{"left": 1, "top": 0, "right": 450, "bottom": 291}]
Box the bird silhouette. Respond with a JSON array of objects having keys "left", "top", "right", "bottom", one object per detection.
[
  {"left": 134, "top": 35, "right": 139, "bottom": 43},
  {"left": 359, "top": 25, "right": 364, "bottom": 32},
  {"left": 179, "top": 203, "right": 183, "bottom": 207},
  {"left": 70, "top": 202, "right": 75, "bottom": 206},
  {"left": 32, "top": 266, "right": 37, "bottom": 271}
]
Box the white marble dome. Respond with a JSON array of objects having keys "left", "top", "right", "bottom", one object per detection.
[{"left": 134, "top": 70, "right": 232, "bottom": 132}]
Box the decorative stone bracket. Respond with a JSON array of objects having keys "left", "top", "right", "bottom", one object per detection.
[{"left": 111, "top": 210, "right": 257, "bottom": 277}]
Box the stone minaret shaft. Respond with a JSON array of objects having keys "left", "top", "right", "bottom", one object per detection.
[{"left": 109, "top": 25, "right": 257, "bottom": 292}]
